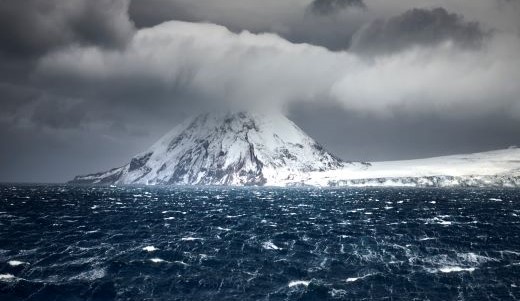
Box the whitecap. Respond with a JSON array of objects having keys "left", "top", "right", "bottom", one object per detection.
[
  {"left": 288, "top": 280, "right": 310, "bottom": 288},
  {"left": 489, "top": 198, "right": 503, "bottom": 202},
  {"left": 181, "top": 237, "right": 203, "bottom": 241},
  {"left": 424, "top": 217, "right": 453, "bottom": 225},
  {"left": 330, "top": 289, "right": 347, "bottom": 298},
  {"left": 142, "top": 246, "right": 158, "bottom": 252},
  {"left": 438, "top": 266, "right": 476, "bottom": 273},
  {"left": 457, "top": 252, "right": 496, "bottom": 264},
  {"left": 0, "top": 274, "right": 17, "bottom": 282},
  {"left": 7, "top": 260, "right": 27, "bottom": 266},
  {"left": 346, "top": 273, "right": 376, "bottom": 282},
  {"left": 150, "top": 258, "right": 165, "bottom": 263},
  {"left": 164, "top": 217, "right": 175, "bottom": 220},
  {"left": 225, "top": 215, "right": 242, "bottom": 218},
  {"left": 262, "top": 241, "right": 281, "bottom": 250}
]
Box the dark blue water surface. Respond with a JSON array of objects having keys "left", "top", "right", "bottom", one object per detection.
[{"left": 1, "top": 185, "right": 520, "bottom": 300}]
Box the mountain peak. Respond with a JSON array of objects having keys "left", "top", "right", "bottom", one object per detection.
[{"left": 71, "top": 111, "right": 346, "bottom": 186}]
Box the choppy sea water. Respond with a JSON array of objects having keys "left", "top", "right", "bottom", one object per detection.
[{"left": 0, "top": 185, "right": 520, "bottom": 300}]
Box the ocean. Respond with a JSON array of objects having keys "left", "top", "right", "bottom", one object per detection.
[{"left": 0, "top": 185, "right": 519, "bottom": 300}]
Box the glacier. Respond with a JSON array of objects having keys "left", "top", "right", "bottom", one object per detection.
[{"left": 70, "top": 112, "right": 520, "bottom": 187}]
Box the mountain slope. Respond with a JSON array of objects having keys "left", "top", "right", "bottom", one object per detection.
[{"left": 71, "top": 112, "right": 349, "bottom": 186}]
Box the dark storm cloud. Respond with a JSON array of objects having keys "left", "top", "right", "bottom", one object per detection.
[
  {"left": 308, "top": 0, "right": 366, "bottom": 15},
  {"left": 0, "top": 0, "right": 134, "bottom": 58},
  {"left": 0, "top": 0, "right": 139, "bottom": 131},
  {"left": 0, "top": 83, "right": 38, "bottom": 114},
  {"left": 0, "top": 118, "right": 159, "bottom": 183},
  {"left": 129, "top": 0, "right": 190, "bottom": 28},
  {"left": 30, "top": 98, "right": 89, "bottom": 130},
  {"left": 350, "top": 7, "right": 487, "bottom": 55},
  {"left": 289, "top": 103, "right": 520, "bottom": 161},
  {"left": 0, "top": 83, "right": 91, "bottom": 130}
]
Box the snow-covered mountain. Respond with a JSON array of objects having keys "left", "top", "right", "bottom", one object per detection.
[
  {"left": 71, "top": 112, "right": 350, "bottom": 186},
  {"left": 70, "top": 112, "right": 520, "bottom": 187}
]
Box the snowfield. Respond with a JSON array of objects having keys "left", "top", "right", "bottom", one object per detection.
[
  {"left": 294, "top": 148, "right": 520, "bottom": 187},
  {"left": 71, "top": 112, "right": 520, "bottom": 187}
]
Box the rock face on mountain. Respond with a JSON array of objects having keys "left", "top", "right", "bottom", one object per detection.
[{"left": 71, "top": 112, "right": 350, "bottom": 185}]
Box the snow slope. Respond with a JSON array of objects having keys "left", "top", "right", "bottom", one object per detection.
[
  {"left": 71, "top": 112, "right": 520, "bottom": 187},
  {"left": 296, "top": 148, "right": 520, "bottom": 187}
]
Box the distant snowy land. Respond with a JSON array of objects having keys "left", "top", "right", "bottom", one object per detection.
[
  {"left": 303, "top": 148, "right": 520, "bottom": 187},
  {"left": 71, "top": 112, "right": 520, "bottom": 187}
]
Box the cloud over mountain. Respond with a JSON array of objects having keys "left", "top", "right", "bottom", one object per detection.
[{"left": 35, "top": 20, "right": 520, "bottom": 118}]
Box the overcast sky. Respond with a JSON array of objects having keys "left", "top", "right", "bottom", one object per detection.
[{"left": 1, "top": 0, "right": 520, "bottom": 183}]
